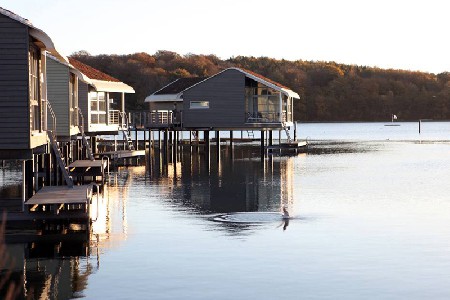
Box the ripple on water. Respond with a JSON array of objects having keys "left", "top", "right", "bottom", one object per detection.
[{"left": 212, "top": 212, "right": 288, "bottom": 224}]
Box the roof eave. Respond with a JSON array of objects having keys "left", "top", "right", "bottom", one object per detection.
[
  {"left": 144, "top": 93, "right": 183, "bottom": 103},
  {"left": 29, "top": 28, "right": 68, "bottom": 64},
  {"left": 90, "top": 79, "right": 135, "bottom": 93}
]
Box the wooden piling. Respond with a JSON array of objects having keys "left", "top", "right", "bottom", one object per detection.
[
  {"left": 205, "top": 130, "right": 210, "bottom": 158},
  {"left": 26, "top": 159, "right": 33, "bottom": 198},
  {"left": 260, "top": 130, "right": 265, "bottom": 156},
  {"left": 135, "top": 128, "right": 138, "bottom": 150},
  {"left": 216, "top": 131, "right": 221, "bottom": 161},
  {"left": 230, "top": 131, "right": 234, "bottom": 148},
  {"left": 22, "top": 160, "right": 26, "bottom": 210},
  {"left": 294, "top": 121, "right": 298, "bottom": 141}
]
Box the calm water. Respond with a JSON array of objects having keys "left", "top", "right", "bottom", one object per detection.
[{"left": 2, "top": 122, "right": 450, "bottom": 299}]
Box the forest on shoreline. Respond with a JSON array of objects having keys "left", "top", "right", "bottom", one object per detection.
[{"left": 71, "top": 51, "right": 450, "bottom": 122}]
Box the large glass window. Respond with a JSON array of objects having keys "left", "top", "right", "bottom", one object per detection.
[
  {"left": 245, "top": 81, "right": 281, "bottom": 123},
  {"left": 69, "top": 73, "right": 78, "bottom": 126},
  {"left": 90, "top": 92, "right": 107, "bottom": 124},
  {"left": 29, "top": 44, "right": 41, "bottom": 132}
]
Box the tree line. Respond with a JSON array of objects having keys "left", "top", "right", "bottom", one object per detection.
[{"left": 71, "top": 50, "right": 450, "bottom": 122}]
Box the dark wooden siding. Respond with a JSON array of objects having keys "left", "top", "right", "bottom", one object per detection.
[
  {"left": 0, "top": 14, "right": 30, "bottom": 149},
  {"left": 183, "top": 69, "right": 246, "bottom": 128},
  {"left": 47, "top": 57, "right": 70, "bottom": 136},
  {"left": 78, "top": 80, "right": 89, "bottom": 130}
]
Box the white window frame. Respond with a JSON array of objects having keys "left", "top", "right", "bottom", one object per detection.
[
  {"left": 89, "top": 91, "right": 107, "bottom": 124},
  {"left": 190, "top": 101, "right": 210, "bottom": 109}
]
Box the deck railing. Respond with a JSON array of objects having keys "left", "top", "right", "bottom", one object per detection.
[
  {"left": 245, "top": 111, "right": 280, "bottom": 123},
  {"left": 128, "top": 111, "right": 180, "bottom": 128}
]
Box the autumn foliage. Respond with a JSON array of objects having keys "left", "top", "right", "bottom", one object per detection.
[{"left": 71, "top": 50, "right": 450, "bottom": 122}]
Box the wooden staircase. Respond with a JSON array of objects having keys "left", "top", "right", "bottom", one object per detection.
[
  {"left": 48, "top": 132, "right": 74, "bottom": 188},
  {"left": 78, "top": 110, "right": 95, "bottom": 160},
  {"left": 120, "top": 112, "right": 135, "bottom": 151},
  {"left": 47, "top": 101, "right": 74, "bottom": 188},
  {"left": 282, "top": 123, "right": 293, "bottom": 143}
]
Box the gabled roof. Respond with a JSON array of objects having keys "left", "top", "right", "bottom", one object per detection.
[
  {"left": 68, "top": 58, "right": 135, "bottom": 93},
  {"left": 47, "top": 54, "right": 92, "bottom": 85},
  {"left": 68, "top": 58, "right": 120, "bottom": 82},
  {"left": 0, "top": 7, "right": 68, "bottom": 64},
  {"left": 239, "top": 68, "right": 290, "bottom": 90},
  {"left": 145, "top": 77, "right": 206, "bottom": 103},
  {"left": 184, "top": 68, "right": 300, "bottom": 99},
  {"left": 155, "top": 77, "right": 207, "bottom": 95}
]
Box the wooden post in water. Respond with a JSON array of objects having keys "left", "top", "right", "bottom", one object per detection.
[
  {"left": 135, "top": 128, "right": 138, "bottom": 150},
  {"left": 92, "top": 137, "right": 97, "bottom": 155},
  {"left": 144, "top": 130, "right": 147, "bottom": 151},
  {"left": 34, "top": 154, "right": 39, "bottom": 192},
  {"left": 158, "top": 130, "right": 161, "bottom": 151},
  {"left": 22, "top": 160, "right": 26, "bottom": 211},
  {"left": 45, "top": 153, "right": 51, "bottom": 186},
  {"left": 230, "top": 131, "right": 234, "bottom": 148},
  {"left": 205, "top": 130, "right": 210, "bottom": 157},
  {"left": 205, "top": 130, "right": 211, "bottom": 173},
  {"left": 260, "top": 130, "right": 265, "bottom": 157},
  {"left": 294, "top": 121, "right": 298, "bottom": 141},
  {"left": 38, "top": 154, "right": 44, "bottom": 189},
  {"left": 216, "top": 131, "right": 221, "bottom": 161},
  {"left": 150, "top": 130, "right": 154, "bottom": 149},
  {"left": 26, "top": 158, "right": 33, "bottom": 198},
  {"left": 164, "top": 129, "right": 169, "bottom": 160},
  {"left": 173, "top": 130, "right": 178, "bottom": 163}
]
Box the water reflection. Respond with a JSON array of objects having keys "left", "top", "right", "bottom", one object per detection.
[
  {"left": 147, "top": 144, "right": 300, "bottom": 230},
  {"left": 0, "top": 170, "right": 132, "bottom": 299}
]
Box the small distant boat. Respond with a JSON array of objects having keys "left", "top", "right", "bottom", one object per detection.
[{"left": 384, "top": 114, "right": 400, "bottom": 126}]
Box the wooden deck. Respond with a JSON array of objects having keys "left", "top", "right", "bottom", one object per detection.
[
  {"left": 24, "top": 185, "right": 93, "bottom": 216},
  {"left": 99, "top": 149, "right": 146, "bottom": 159},
  {"left": 25, "top": 185, "right": 92, "bottom": 206},
  {"left": 68, "top": 159, "right": 108, "bottom": 179},
  {"left": 68, "top": 160, "right": 107, "bottom": 169},
  {"left": 266, "top": 141, "right": 308, "bottom": 152}
]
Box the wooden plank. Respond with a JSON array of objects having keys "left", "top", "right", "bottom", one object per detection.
[
  {"left": 25, "top": 185, "right": 91, "bottom": 205},
  {"left": 68, "top": 159, "right": 107, "bottom": 168},
  {"left": 100, "top": 150, "right": 146, "bottom": 158}
]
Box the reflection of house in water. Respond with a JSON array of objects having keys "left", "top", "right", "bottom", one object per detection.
[
  {"left": 2, "top": 239, "right": 93, "bottom": 299},
  {"left": 149, "top": 146, "right": 296, "bottom": 213},
  {"left": 0, "top": 177, "right": 132, "bottom": 299}
]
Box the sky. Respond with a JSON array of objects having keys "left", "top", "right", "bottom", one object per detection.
[{"left": 1, "top": 0, "right": 449, "bottom": 74}]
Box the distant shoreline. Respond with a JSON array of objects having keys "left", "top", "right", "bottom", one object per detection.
[{"left": 295, "top": 119, "right": 446, "bottom": 124}]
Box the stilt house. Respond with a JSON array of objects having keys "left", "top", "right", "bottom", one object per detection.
[
  {"left": 144, "top": 68, "right": 299, "bottom": 130},
  {"left": 68, "top": 58, "right": 135, "bottom": 135},
  {"left": 0, "top": 7, "right": 68, "bottom": 160}
]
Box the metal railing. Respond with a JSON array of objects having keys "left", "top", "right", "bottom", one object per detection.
[
  {"left": 245, "top": 111, "right": 280, "bottom": 123},
  {"left": 127, "top": 111, "right": 180, "bottom": 128},
  {"left": 47, "top": 100, "right": 57, "bottom": 139}
]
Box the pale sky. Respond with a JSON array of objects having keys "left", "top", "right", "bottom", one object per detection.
[{"left": 2, "top": 0, "right": 449, "bottom": 74}]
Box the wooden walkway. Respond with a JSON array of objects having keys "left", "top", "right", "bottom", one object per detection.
[
  {"left": 266, "top": 141, "right": 308, "bottom": 153},
  {"left": 25, "top": 185, "right": 92, "bottom": 206},
  {"left": 68, "top": 159, "right": 108, "bottom": 179},
  {"left": 99, "top": 149, "right": 145, "bottom": 159},
  {"left": 25, "top": 185, "right": 93, "bottom": 216},
  {"left": 68, "top": 160, "right": 107, "bottom": 169}
]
